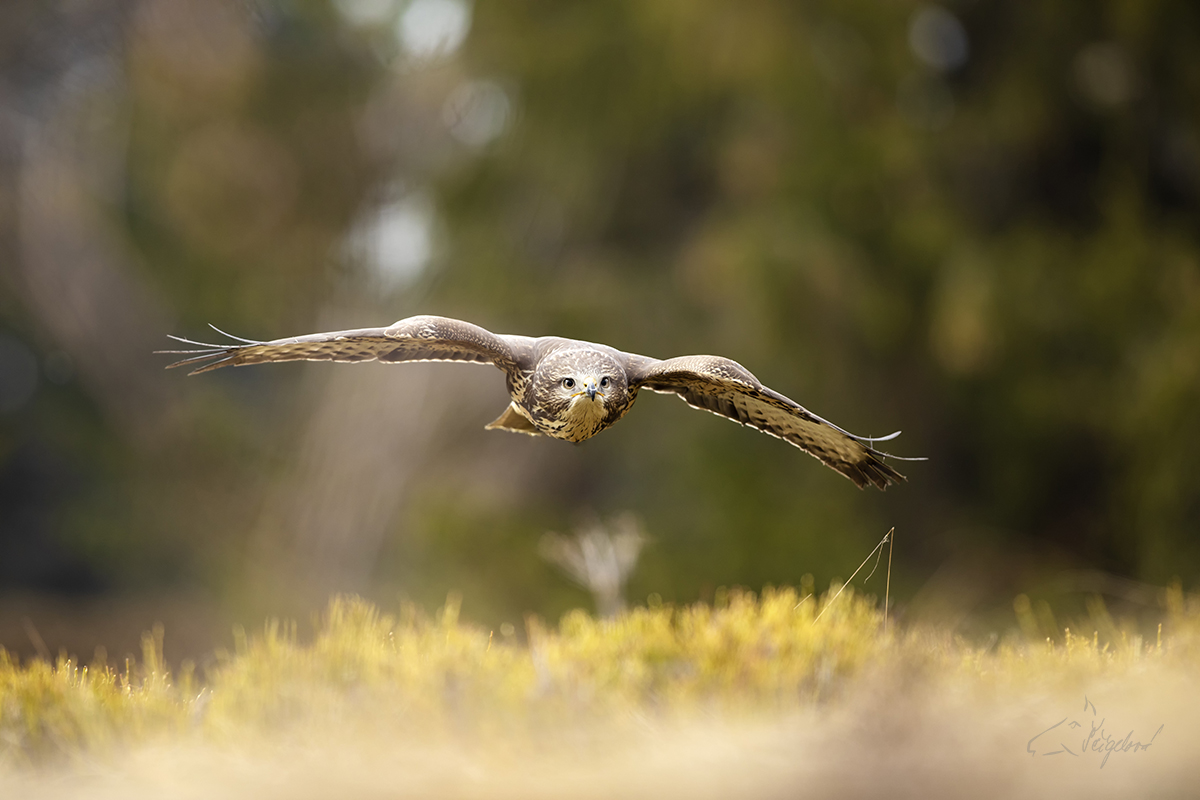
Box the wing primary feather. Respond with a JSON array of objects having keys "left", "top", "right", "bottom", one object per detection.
[
  {"left": 851, "top": 430, "right": 902, "bottom": 443},
  {"left": 867, "top": 451, "right": 928, "bottom": 462},
  {"left": 207, "top": 324, "right": 264, "bottom": 344},
  {"left": 187, "top": 356, "right": 237, "bottom": 375},
  {"left": 156, "top": 333, "right": 238, "bottom": 371},
  {"left": 163, "top": 334, "right": 226, "bottom": 348},
  {"left": 845, "top": 429, "right": 928, "bottom": 461},
  {"left": 161, "top": 352, "right": 233, "bottom": 371}
]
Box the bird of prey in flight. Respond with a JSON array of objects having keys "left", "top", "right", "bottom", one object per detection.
[{"left": 160, "top": 315, "right": 915, "bottom": 489}]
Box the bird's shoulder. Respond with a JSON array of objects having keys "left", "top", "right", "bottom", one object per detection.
[{"left": 514, "top": 336, "right": 629, "bottom": 365}]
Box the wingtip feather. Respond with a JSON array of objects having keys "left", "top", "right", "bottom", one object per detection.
[
  {"left": 846, "top": 449, "right": 908, "bottom": 490},
  {"left": 207, "top": 324, "right": 262, "bottom": 345},
  {"left": 186, "top": 357, "right": 236, "bottom": 375},
  {"left": 157, "top": 333, "right": 240, "bottom": 373}
]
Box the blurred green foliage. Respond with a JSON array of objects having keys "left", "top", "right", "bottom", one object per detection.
[
  {"left": 406, "top": 0, "right": 1200, "bottom": 615},
  {"left": 1, "top": 0, "right": 1198, "bottom": 632}
]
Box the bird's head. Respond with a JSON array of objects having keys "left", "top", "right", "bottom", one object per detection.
[{"left": 534, "top": 348, "right": 629, "bottom": 426}]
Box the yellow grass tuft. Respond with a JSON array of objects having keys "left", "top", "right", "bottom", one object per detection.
[{"left": 2, "top": 585, "right": 1199, "bottom": 796}]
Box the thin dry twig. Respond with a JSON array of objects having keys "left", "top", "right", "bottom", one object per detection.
[
  {"left": 885, "top": 528, "right": 895, "bottom": 632},
  {"left": 808, "top": 528, "right": 894, "bottom": 621}
]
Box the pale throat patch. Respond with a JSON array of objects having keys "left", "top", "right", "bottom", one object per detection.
[{"left": 563, "top": 393, "right": 607, "bottom": 437}]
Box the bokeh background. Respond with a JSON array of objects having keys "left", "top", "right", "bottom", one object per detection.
[{"left": 1, "top": 0, "right": 1198, "bottom": 662}]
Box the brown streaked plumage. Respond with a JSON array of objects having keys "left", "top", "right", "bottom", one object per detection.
[{"left": 159, "top": 315, "right": 918, "bottom": 489}]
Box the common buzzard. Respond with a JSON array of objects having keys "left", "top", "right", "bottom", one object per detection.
[{"left": 160, "top": 315, "right": 915, "bottom": 489}]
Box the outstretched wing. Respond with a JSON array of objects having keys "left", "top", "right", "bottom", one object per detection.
[
  {"left": 159, "top": 315, "right": 523, "bottom": 377},
  {"left": 626, "top": 355, "right": 910, "bottom": 489}
]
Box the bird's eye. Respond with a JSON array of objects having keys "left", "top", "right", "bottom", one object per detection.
[
  {"left": 562, "top": 378, "right": 575, "bottom": 389},
  {"left": 600, "top": 377, "right": 610, "bottom": 388}
]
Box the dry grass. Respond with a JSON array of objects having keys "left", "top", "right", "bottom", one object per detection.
[{"left": 2, "top": 586, "right": 1199, "bottom": 798}]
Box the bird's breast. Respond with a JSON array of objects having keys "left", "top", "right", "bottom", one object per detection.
[{"left": 526, "top": 395, "right": 611, "bottom": 443}]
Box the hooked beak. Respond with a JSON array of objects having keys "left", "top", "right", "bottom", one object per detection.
[{"left": 571, "top": 377, "right": 605, "bottom": 402}]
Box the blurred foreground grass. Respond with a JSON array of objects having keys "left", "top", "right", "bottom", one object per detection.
[{"left": 2, "top": 586, "right": 1199, "bottom": 798}]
